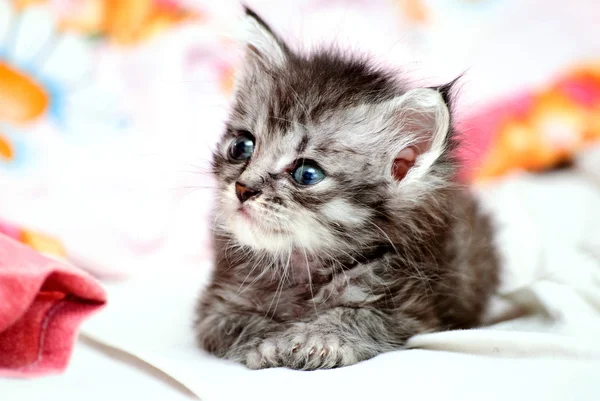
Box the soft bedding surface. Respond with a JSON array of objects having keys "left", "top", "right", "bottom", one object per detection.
[
  {"left": 4, "top": 148, "right": 600, "bottom": 400},
  {"left": 81, "top": 155, "right": 600, "bottom": 401}
]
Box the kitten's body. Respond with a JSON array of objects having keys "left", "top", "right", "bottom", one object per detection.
[{"left": 195, "top": 8, "right": 498, "bottom": 370}]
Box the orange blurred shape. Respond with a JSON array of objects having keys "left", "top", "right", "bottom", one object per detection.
[
  {"left": 396, "top": 0, "right": 429, "bottom": 24},
  {"left": 530, "top": 91, "right": 586, "bottom": 151},
  {"left": 57, "top": 0, "right": 105, "bottom": 33},
  {"left": 586, "top": 105, "right": 600, "bottom": 140},
  {"left": 475, "top": 120, "right": 537, "bottom": 180},
  {"left": 473, "top": 60, "right": 600, "bottom": 183},
  {"left": 220, "top": 65, "right": 236, "bottom": 95},
  {"left": 108, "top": 0, "right": 202, "bottom": 44},
  {"left": 563, "top": 62, "right": 600, "bottom": 83},
  {"left": 20, "top": 229, "right": 67, "bottom": 258},
  {"left": 103, "top": 0, "right": 152, "bottom": 43},
  {"left": 475, "top": 93, "right": 582, "bottom": 181},
  {"left": 0, "top": 62, "right": 49, "bottom": 124},
  {"left": 12, "top": 0, "right": 47, "bottom": 10},
  {"left": 60, "top": 0, "right": 202, "bottom": 44},
  {"left": 0, "top": 134, "right": 14, "bottom": 161}
]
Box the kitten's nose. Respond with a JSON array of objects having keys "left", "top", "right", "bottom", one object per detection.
[{"left": 235, "top": 182, "right": 261, "bottom": 203}]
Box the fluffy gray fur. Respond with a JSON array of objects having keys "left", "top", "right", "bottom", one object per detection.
[{"left": 194, "top": 7, "right": 499, "bottom": 370}]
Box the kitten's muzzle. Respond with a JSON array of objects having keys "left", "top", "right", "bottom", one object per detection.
[{"left": 235, "top": 182, "right": 262, "bottom": 203}]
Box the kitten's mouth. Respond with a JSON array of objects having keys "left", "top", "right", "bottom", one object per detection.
[
  {"left": 237, "top": 205, "right": 262, "bottom": 225},
  {"left": 237, "top": 206, "right": 251, "bottom": 219}
]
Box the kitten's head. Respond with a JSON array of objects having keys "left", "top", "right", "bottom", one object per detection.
[{"left": 212, "top": 7, "right": 457, "bottom": 256}]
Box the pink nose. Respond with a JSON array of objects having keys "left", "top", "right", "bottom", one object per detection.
[{"left": 235, "top": 182, "right": 261, "bottom": 203}]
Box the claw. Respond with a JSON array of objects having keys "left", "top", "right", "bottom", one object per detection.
[
  {"left": 320, "top": 348, "right": 329, "bottom": 358},
  {"left": 291, "top": 343, "right": 301, "bottom": 353},
  {"left": 308, "top": 347, "right": 317, "bottom": 358}
]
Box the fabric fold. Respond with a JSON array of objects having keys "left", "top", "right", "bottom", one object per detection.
[{"left": 0, "top": 234, "right": 106, "bottom": 378}]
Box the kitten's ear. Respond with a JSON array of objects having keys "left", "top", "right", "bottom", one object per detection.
[
  {"left": 386, "top": 87, "right": 452, "bottom": 182},
  {"left": 237, "top": 6, "right": 290, "bottom": 71}
]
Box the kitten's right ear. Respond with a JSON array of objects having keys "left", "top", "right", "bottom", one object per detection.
[{"left": 237, "top": 6, "right": 290, "bottom": 71}]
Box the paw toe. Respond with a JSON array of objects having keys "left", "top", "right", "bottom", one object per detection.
[{"left": 244, "top": 350, "right": 263, "bottom": 369}]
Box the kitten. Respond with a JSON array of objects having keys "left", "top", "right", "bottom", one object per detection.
[{"left": 194, "top": 6, "right": 499, "bottom": 370}]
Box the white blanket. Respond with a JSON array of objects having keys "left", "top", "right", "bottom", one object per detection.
[
  {"left": 70, "top": 147, "right": 600, "bottom": 400},
  {"left": 5, "top": 147, "right": 599, "bottom": 401}
]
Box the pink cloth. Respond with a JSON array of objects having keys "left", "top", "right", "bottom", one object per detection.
[
  {"left": 0, "top": 234, "right": 106, "bottom": 378},
  {"left": 455, "top": 92, "right": 535, "bottom": 182}
]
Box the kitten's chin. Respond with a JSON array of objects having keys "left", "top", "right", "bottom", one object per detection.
[
  {"left": 229, "top": 214, "right": 294, "bottom": 253},
  {"left": 227, "top": 212, "right": 331, "bottom": 254}
]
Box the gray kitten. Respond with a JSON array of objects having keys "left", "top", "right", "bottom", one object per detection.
[{"left": 195, "top": 7, "right": 499, "bottom": 370}]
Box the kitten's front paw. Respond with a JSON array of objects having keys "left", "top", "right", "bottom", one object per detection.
[
  {"left": 243, "top": 323, "right": 357, "bottom": 370},
  {"left": 282, "top": 325, "right": 358, "bottom": 370}
]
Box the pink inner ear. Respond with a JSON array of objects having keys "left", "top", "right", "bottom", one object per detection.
[{"left": 392, "top": 147, "right": 417, "bottom": 181}]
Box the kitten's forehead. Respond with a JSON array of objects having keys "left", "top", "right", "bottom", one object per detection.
[{"left": 234, "top": 51, "right": 397, "bottom": 132}]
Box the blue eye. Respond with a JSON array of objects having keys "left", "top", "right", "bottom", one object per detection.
[
  {"left": 228, "top": 133, "right": 254, "bottom": 162},
  {"left": 292, "top": 160, "right": 325, "bottom": 185}
]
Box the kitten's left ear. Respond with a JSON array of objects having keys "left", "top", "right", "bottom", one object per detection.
[
  {"left": 385, "top": 87, "right": 452, "bottom": 183},
  {"left": 237, "top": 6, "right": 290, "bottom": 71}
]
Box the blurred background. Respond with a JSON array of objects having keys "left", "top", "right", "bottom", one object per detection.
[{"left": 1, "top": 0, "right": 599, "bottom": 279}]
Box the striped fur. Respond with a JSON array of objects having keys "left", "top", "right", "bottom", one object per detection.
[{"left": 195, "top": 7, "right": 499, "bottom": 370}]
